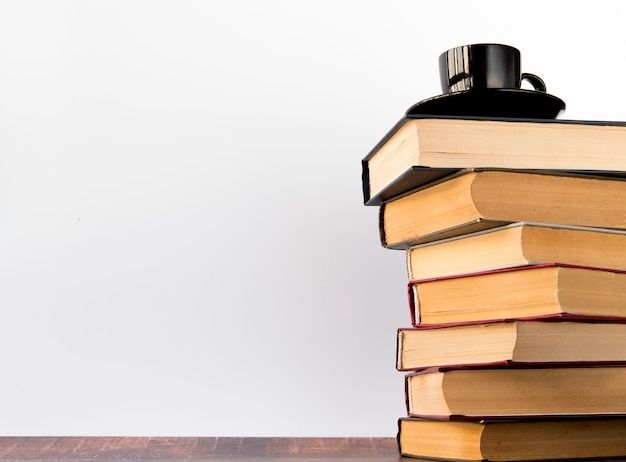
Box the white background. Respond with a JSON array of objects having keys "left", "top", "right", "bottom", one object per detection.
[{"left": 0, "top": 0, "right": 624, "bottom": 437}]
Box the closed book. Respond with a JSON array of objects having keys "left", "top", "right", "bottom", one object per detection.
[
  {"left": 379, "top": 169, "right": 626, "bottom": 249},
  {"left": 406, "top": 222, "right": 626, "bottom": 280},
  {"left": 409, "top": 264, "right": 626, "bottom": 326},
  {"left": 362, "top": 116, "right": 626, "bottom": 205},
  {"left": 396, "top": 321, "right": 626, "bottom": 371},
  {"left": 405, "top": 365, "right": 626, "bottom": 419},
  {"left": 397, "top": 417, "right": 626, "bottom": 461}
]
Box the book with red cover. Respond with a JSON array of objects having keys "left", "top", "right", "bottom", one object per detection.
[{"left": 408, "top": 263, "right": 626, "bottom": 326}]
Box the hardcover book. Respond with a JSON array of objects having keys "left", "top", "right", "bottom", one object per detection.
[
  {"left": 363, "top": 116, "right": 626, "bottom": 205},
  {"left": 396, "top": 321, "right": 626, "bottom": 371},
  {"left": 380, "top": 169, "right": 626, "bottom": 249},
  {"left": 408, "top": 264, "right": 626, "bottom": 326},
  {"left": 405, "top": 365, "right": 626, "bottom": 419},
  {"left": 397, "top": 417, "right": 626, "bottom": 461},
  {"left": 405, "top": 222, "right": 626, "bottom": 280}
]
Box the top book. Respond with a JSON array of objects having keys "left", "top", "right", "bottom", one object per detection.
[{"left": 362, "top": 116, "right": 626, "bottom": 205}]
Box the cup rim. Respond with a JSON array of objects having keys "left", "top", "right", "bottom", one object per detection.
[{"left": 439, "top": 43, "right": 520, "bottom": 61}]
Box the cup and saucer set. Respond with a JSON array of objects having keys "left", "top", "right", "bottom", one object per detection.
[{"left": 407, "top": 43, "right": 566, "bottom": 120}]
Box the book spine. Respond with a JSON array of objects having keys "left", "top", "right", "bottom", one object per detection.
[
  {"left": 361, "top": 159, "right": 372, "bottom": 205},
  {"left": 378, "top": 204, "right": 389, "bottom": 248}
]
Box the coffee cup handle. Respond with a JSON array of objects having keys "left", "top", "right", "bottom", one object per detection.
[{"left": 521, "top": 73, "right": 547, "bottom": 92}]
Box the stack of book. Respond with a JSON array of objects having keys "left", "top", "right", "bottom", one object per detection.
[{"left": 362, "top": 116, "right": 626, "bottom": 461}]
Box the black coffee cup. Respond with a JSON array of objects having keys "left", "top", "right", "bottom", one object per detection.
[{"left": 439, "top": 43, "right": 546, "bottom": 94}]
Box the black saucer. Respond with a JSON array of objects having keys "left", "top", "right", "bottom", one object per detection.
[{"left": 406, "top": 88, "right": 566, "bottom": 119}]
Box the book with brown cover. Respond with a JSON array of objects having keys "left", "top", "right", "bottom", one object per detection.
[
  {"left": 362, "top": 116, "right": 626, "bottom": 205},
  {"left": 405, "top": 222, "right": 626, "bottom": 280},
  {"left": 396, "top": 321, "right": 626, "bottom": 371},
  {"left": 408, "top": 263, "right": 626, "bottom": 326},
  {"left": 404, "top": 365, "right": 626, "bottom": 420},
  {"left": 379, "top": 169, "right": 626, "bottom": 249},
  {"left": 397, "top": 417, "right": 626, "bottom": 461}
]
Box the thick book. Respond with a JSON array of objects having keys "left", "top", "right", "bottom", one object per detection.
[
  {"left": 409, "top": 264, "right": 626, "bottom": 326},
  {"left": 396, "top": 321, "right": 626, "bottom": 371},
  {"left": 362, "top": 116, "right": 626, "bottom": 205},
  {"left": 404, "top": 365, "right": 626, "bottom": 419},
  {"left": 406, "top": 222, "right": 626, "bottom": 280},
  {"left": 397, "top": 417, "right": 626, "bottom": 461},
  {"left": 380, "top": 169, "right": 626, "bottom": 249}
]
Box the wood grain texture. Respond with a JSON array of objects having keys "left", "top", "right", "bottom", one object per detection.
[{"left": 0, "top": 437, "right": 402, "bottom": 461}]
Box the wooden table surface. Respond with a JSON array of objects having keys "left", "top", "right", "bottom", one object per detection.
[
  {"left": 0, "top": 437, "right": 405, "bottom": 461},
  {"left": 5, "top": 437, "right": 626, "bottom": 462}
]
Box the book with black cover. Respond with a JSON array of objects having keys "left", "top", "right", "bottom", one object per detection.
[{"left": 362, "top": 116, "right": 626, "bottom": 205}]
